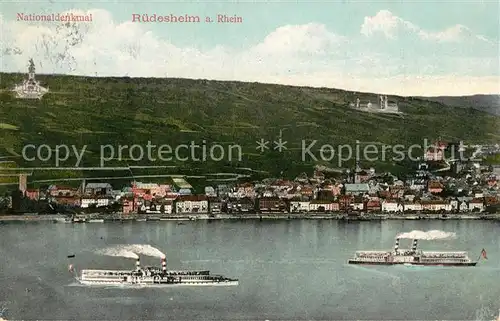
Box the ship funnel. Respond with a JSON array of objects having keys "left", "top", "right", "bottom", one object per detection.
[
  {"left": 161, "top": 257, "right": 167, "bottom": 272},
  {"left": 394, "top": 238, "right": 399, "bottom": 251},
  {"left": 136, "top": 258, "right": 141, "bottom": 271},
  {"left": 411, "top": 239, "right": 418, "bottom": 251}
]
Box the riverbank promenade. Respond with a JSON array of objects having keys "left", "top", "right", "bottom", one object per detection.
[{"left": 1, "top": 212, "right": 500, "bottom": 223}]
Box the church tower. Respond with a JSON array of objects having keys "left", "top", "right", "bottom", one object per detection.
[{"left": 354, "top": 155, "right": 361, "bottom": 184}]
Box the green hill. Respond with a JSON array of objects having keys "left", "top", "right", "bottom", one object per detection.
[
  {"left": 419, "top": 94, "right": 500, "bottom": 116},
  {"left": 0, "top": 73, "right": 499, "bottom": 187}
]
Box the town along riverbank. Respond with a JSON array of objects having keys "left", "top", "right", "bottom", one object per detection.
[{"left": 1, "top": 213, "right": 500, "bottom": 223}]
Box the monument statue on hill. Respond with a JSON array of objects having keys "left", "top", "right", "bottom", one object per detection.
[
  {"left": 12, "top": 59, "right": 49, "bottom": 100},
  {"left": 28, "top": 58, "right": 35, "bottom": 74}
]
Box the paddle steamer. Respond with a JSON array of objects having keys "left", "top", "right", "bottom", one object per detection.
[
  {"left": 348, "top": 237, "right": 484, "bottom": 266},
  {"left": 75, "top": 257, "right": 238, "bottom": 286}
]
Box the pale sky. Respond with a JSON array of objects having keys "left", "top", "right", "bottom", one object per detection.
[{"left": 1, "top": 0, "right": 499, "bottom": 96}]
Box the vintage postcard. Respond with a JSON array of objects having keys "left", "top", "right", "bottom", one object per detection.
[{"left": 0, "top": 0, "right": 499, "bottom": 320}]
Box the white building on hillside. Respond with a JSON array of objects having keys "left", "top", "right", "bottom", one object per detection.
[{"left": 349, "top": 95, "right": 399, "bottom": 113}]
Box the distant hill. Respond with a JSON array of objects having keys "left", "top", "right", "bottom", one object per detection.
[
  {"left": 0, "top": 73, "right": 499, "bottom": 186},
  {"left": 419, "top": 94, "right": 500, "bottom": 116}
]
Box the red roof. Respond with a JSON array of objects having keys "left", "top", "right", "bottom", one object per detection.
[
  {"left": 50, "top": 185, "right": 75, "bottom": 190},
  {"left": 435, "top": 141, "right": 447, "bottom": 148},
  {"left": 82, "top": 196, "right": 113, "bottom": 200},
  {"left": 421, "top": 200, "right": 449, "bottom": 205},
  {"left": 272, "top": 180, "right": 293, "bottom": 186},
  {"left": 428, "top": 181, "right": 443, "bottom": 188},
  {"left": 485, "top": 197, "right": 498, "bottom": 204},
  {"left": 238, "top": 182, "right": 254, "bottom": 188},
  {"left": 164, "top": 193, "right": 178, "bottom": 199},
  {"left": 366, "top": 200, "right": 380, "bottom": 207},
  {"left": 310, "top": 200, "right": 334, "bottom": 204},
  {"left": 379, "top": 191, "right": 390, "bottom": 198},
  {"left": 54, "top": 195, "right": 79, "bottom": 200},
  {"left": 426, "top": 147, "right": 444, "bottom": 153},
  {"left": 178, "top": 195, "right": 208, "bottom": 201}
]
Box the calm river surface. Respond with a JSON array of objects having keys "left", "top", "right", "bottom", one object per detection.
[{"left": 0, "top": 220, "right": 499, "bottom": 320}]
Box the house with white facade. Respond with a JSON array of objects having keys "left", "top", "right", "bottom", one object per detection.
[
  {"left": 139, "top": 200, "right": 173, "bottom": 214},
  {"left": 80, "top": 196, "right": 114, "bottom": 208},
  {"left": 159, "top": 201, "right": 173, "bottom": 214},
  {"left": 368, "top": 183, "right": 382, "bottom": 195},
  {"left": 175, "top": 195, "right": 209, "bottom": 213},
  {"left": 421, "top": 201, "right": 451, "bottom": 212},
  {"left": 262, "top": 189, "right": 274, "bottom": 197},
  {"left": 205, "top": 186, "right": 217, "bottom": 197},
  {"left": 309, "top": 200, "right": 339, "bottom": 212},
  {"left": 271, "top": 180, "right": 294, "bottom": 191},
  {"left": 473, "top": 191, "right": 484, "bottom": 198},
  {"left": 84, "top": 182, "right": 113, "bottom": 196},
  {"left": 350, "top": 200, "right": 364, "bottom": 210},
  {"left": 285, "top": 187, "right": 303, "bottom": 199},
  {"left": 290, "top": 200, "right": 310, "bottom": 213},
  {"left": 469, "top": 199, "right": 484, "bottom": 212},
  {"left": 230, "top": 183, "right": 257, "bottom": 199},
  {"left": 209, "top": 198, "right": 223, "bottom": 214},
  {"left": 458, "top": 201, "right": 469, "bottom": 212},
  {"left": 404, "top": 193, "right": 416, "bottom": 202},
  {"left": 382, "top": 200, "right": 403, "bottom": 212},
  {"left": 81, "top": 197, "right": 96, "bottom": 208},
  {"left": 450, "top": 199, "right": 458, "bottom": 211},
  {"left": 403, "top": 202, "right": 422, "bottom": 212},
  {"left": 409, "top": 180, "right": 426, "bottom": 191}
]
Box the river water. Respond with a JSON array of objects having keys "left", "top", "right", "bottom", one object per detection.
[{"left": 0, "top": 220, "right": 499, "bottom": 320}]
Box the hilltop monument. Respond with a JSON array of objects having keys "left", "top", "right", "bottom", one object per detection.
[
  {"left": 12, "top": 59, "right": 49, "bottom": 99},
  {"left": 349, "top": 95, "right": 400, "bottom": 113}
]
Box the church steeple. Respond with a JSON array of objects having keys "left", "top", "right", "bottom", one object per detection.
[{"left": 354, "top": 154, "right": 361, "bottom": 183}]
